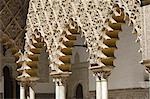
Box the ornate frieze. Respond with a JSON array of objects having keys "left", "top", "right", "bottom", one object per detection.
[
  {"left": 142, "top": 4, "right": 150, "bottom": 59},
  {"left": 26, "top": 0, "right": 143, "bottom": 72}
]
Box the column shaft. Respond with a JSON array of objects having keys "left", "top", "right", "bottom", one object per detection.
[
  {"left": 95, "top": 75, "right": 108, "bottom": 99},
  {"left": 101, "top": 78, "right": 108, "bottom": 99},
  {"left": 55, "top": 83, "right": 60, "bottom": 99},
  {"left": 59, "top": 85, "right": 65, "bottom": 99},
  {"left": 20, "top": 84, "right": 25, "bottom": 99},
  {"left": 96, "top": 76, "right": 102, "bottom": 99},
  {"left": 29, "top": 86, "right": 35, "bottom": 99},
  {"left": 55, "top": 80, "right": 66, "bottom": 99}
]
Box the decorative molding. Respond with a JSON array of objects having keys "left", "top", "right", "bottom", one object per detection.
[
  {"left": 25, "top": 0, "right": 143, "bottom": 73},
  {"left": 142, "top": 4, "right": 150, "bottom": 60}
]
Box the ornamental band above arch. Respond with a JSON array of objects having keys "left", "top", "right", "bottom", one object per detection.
[{"left": 24, "top": 0, "right": 143, "bottom": 74}]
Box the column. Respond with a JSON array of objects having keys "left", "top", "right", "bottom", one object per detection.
[
  {"left": 55, "top": 82, "right": 60, "bottom": 99},
  {"left": 96, "top": 76, "right": 102, "bottom": 99},
  {"left": 59, "top": 82, "right": 65, "bottom": 99},
  {"left": 20, "top": 83, "right": 25, "bottom": 99},
  {"left": 95, "top": 73, "right": 108, "bottom": 99},
  {"left": 51, "top": 72, "right": 71, "bottom": 99},
  {"left": 89, "top": 65, "right": 111, "bottom": 99},
  {"left": 29, "top": 86, "right": 35, "bottom": 99},
  {"left": 101, "top": 77, "right": 108, "bottom": 99},
  {"left": 54, "top": 78, "right": 66, "bottom": 99}
]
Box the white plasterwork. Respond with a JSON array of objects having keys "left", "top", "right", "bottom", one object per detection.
[{"left": 25, "top": 0, "right": 143, "bottom": 71}]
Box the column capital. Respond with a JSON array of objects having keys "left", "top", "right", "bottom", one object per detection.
[
  {"left": 19, "top": 81, "right": 27, "bottom": 87},
  {"left": 50, "top": 71, "right": 71, "bottom": 85},
  {"left": 89, "top": 65, "right": 114, "bottom": 79},
  {"left": 53, "top": 78, "right": 67, "bottom": 86},
  {"left": 95, "top": 71, "right": 111, "bottom": 80},
  {"left": 140, "top": 59, "right": 150, "bottom": 73}
]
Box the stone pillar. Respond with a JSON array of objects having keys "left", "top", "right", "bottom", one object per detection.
[
  {"left": 55, "top": 79, "right": 66, "bottom": 99},
  {"left": 29, "top": 86, "right": 35, "bottom": 99},
  {"left": 50, "top": 72, "right": 71, "bottom": 99},
  {"left": 20, "top": 82, "right": 25, "bottom": 99},
  {"left": 95, "top": 72, "right": 108, "bottom": 99},
  {"left": 89, "top": 66, "right": 113, "bottom": 99},
  {"left": 101, "top": 77, "right": 108, "bottom": 99},
  {"left": 96, "top": 76, "right": 102, "bottom": 99},
  {"left": 55, "top": 82, "right": 60, "bottom": 99}
]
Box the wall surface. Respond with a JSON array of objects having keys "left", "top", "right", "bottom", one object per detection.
[
  {"left": 68, "top": 36, "right": 89, "bottom": 99},
  {"left": 89, "top": 88, "right": 148, "bottom": 99},
  {"left": 32, "top": 47, "right": 55, "bottom": 93},
  {"left": 108, "top": 24, "right": 145, "bottom": 89}
]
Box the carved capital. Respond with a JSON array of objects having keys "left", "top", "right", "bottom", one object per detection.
[
  {"left": 89, "top": 65, "right": 114, "bottom": 79},
  {"left": 53, "top": 78, "right": 67, "bottom": 86},
  {"left": 19, "top": 80, "right": 37, "bottom": 87},
  {"left": 140, "top": 59, "right": 150, "bottom": 73},
  {"left": 50, "top": 72, "right": 71, "bottom": 86}
]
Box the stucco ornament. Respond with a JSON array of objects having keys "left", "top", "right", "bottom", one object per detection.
[
  {"left": 114, "top": 0, "right": 143, "bottom": 49},
  {"left": 25, "top": 0, "right": 143, "bottom": 72}
]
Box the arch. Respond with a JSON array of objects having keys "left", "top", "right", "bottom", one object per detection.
[
  {"left": 55, "top": 1, "right": 142, "bottom": 74},
  {"left": 3, "top": 66, "right": 13, "bottom": 99},
  {"left": 108, "top": 23, "right": 145, "bottom": 89},
  {"left": 16, "top": 31, "right": 45, "bottom": 82},
  {"left": 75, "top": 84, "right": 83, "bottom": 99},
  {"left": 25, "top": 0, "right": 143, "bottom": 75}
]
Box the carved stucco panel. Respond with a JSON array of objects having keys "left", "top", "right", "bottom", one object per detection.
[
  {"left": 142, "top": 4, "right": 150, "bottom": 59},
  {"left": 25, "top": 0, "right": 143, "bottom": 71}
]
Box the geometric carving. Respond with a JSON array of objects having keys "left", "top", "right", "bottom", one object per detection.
[
  {"left": 0, "top": 0, "right": 29, "bottom": 50},
  {"left": 5, "top": 20, "right": 22, "bottom": 39},
  {"left": 7, "top": 0, "right": 21, "bottom": 16},
  {"left": 0, "top": 7, "right": 13, "bottom": 27},
  {"left": 0, "top": 1, "right": 5, "bottom": 11},
  {"left": 25, "top": 0, "right": 143, "bottom": 74}
]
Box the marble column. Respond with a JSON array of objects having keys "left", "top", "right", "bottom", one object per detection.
[
  {"left": 95, "top": 73, "right": 108, "bottom": 99},
  {"left": 54, "top": 78, "right": 66, "bottom": 99},
  {"left": 96, "top": 76, "right": 102, "bottom": 99},
  {"left": 101, "top": 76, "right": 108, "bottom": 99},
  {"left": 55, "top": 82, "right": 60, "bottom": 99},
  {"left": 29, "top": 86, "right": 35, "bottom": 99},
  {"left": 51, "top": 72, "right": 71, "bottom": 99},
  {"left": 89, "top": 66, "right": 112, "bottom": 99},
  {"left": 20, "top": 83, "right": 25, "bottom": 99}
]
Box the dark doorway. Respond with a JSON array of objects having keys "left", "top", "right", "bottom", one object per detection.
[
  {"left": 16, "top": 81, "right": 20, "bottom": 99},
  {"left": 75, "top": 84, "right": 83, "bottom": 99},
  {"left": 3, "top": 66, "right": 13, "bottom": 99}
]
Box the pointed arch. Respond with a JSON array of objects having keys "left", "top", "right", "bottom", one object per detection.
[{"left": 75, "top": 83, "right": 83, "bottom": 99}]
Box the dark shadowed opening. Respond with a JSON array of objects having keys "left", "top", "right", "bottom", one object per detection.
[
  {"left": 76, "top": 84, "right": 83, "bottom": 99},
  {"left": 3, "top": 66, "right": 13, "bottom": 99},
  {"left": 16, "top": 81, "right": 20, "bottom": 99}
]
